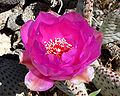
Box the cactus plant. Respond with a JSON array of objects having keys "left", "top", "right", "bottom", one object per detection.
[{"left": 93, "top": 65, "right": 120, "bottom": 96}]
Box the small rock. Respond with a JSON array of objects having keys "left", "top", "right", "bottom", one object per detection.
[
  {"left": 16, "top": 92, "right": 25, "bottom": 96},
  {"left": 7, "top": 5, "right": 23, "bottom": 31},
  {"left": 22, "top": 2, "right": 49, "bottom": 22},
  {"left": 0, "top": 0, "right": 25, "bottom": 13},
  {"left": 22, "top": 2, "right": 36, "bottom": 22},
  {"left": 0, "top": 34, "right": 11, "bottom": 56},
  {"left": 0, "top": 10, "right": 12, "bottom": 30},
  {"left": 11, "top": 31, "right": 23, "bottom": 50}
]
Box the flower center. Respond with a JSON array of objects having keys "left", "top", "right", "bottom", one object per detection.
[{"left": 44, "top": 38, "right": 72, "bottom": 57}]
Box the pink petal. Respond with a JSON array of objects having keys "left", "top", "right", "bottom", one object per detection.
[
  {"left": 31, "top": 40, "right": 50, "bottom": 76},
  {"left": 26, "top": 12, "right": 58, "bottom": 45},
  {"left": 59, "top": 13, "right": 99, "bottom": 61},
  {"left": 48, "top": 11, "right": 60, "bottom": 17},
  {"left": 76, "top": 32, "right": 102, "bottom": 76},
  {"left": 39, "top": 22, "right": 64, "bottom": 42},
  {"left": 70, "top": 66, "right": 94, "bottom": 84},
  {"left": 49, "top": 67, "right": 74, "bottom": 80},
  {"left": 62, "top": 12, "right": 100, "bottom": 43},
  {"left": 61, "top": 12, "right": 93, "bottom": 41},
  {"left": 20, "top": 50, "right": 49, "bottom": 80},
  {"left": 61, "top": 12, "right": 87, "bottom": 23},
  {"left": 35, "top": 11, "right": 58, "bottom": 25},
  {"left": 43, "top": 54, "right": 75, "bottom": 80},
  {"left": 25, "top": 71, "right": 54, "bottom": 91},
  {"left": 47, "top": 54, "right": 62, "bottom": 67},
  {"left": 20, "top": 20, "right": 33, "bottom": 46},
  {"left": 62, "top": 48, "right": 77, "bottom": 64},
  {"left": 26, "top": 11, "right": 59, "bottom": 46},
  {"left": 57, "top": 18, "right": 82, "bottom": 46},
  {"left": 73, "top": 38, "right": 100, "bottom": 77},
  {"left": 93, "top": 31, "right": 103, "bottom": 45},
  {"left": 26, "top": 24, "right": 43, "bottom": 52},
  {"left": 19, "top": 51, "right": 33, "bottom": 69}
]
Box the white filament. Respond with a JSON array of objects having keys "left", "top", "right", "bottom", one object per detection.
[{"left": 50, "top": 0, "right": 63, "bottom": 14}]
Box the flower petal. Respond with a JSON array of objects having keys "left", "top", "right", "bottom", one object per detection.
[
  {"left": 35, "top": 11, "right": 58, "bottom": 25},
  {"left": 19, "top": 50, "right": 47, "bottom": 78},
  {"left": 70, "top": 66, "right": 94, "bottom": 84},
  {"left": 20, "top": 20, "right": 33, "bottom": 46},
  {"left": 39, "top": 22, "right": 64, "bottom": 42},
  {"left": 62, "top": 48, "right": 77, "bottom": 64},
  {"left": 25, "top": 71, "right": 54, "bottom": 91},
  {"left": 31, "top": 40, "right": 50, "bottom": 76},
  {"left": 93, "top": 31, "right": 103, "bottom": 45},
  {"left": 57, "top": 18, "right": 81, "bottom": 46},
  {"left": 61, "top": 12, "right": 87, "bottom": 24},
  {"left": 26, "top": 11, "right": 59, "bottom": 46},
  {"left": 19, "top": 51, "right": 33, "bottom": 69},
  {"left": 77, "top": 31, "right": 102, "bottom": 75}
]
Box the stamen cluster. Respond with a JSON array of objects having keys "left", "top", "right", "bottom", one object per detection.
[{"left": 44, "top": 38, "right": 72, "bottom": 57}]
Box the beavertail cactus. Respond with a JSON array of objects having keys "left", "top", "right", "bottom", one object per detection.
[
  {"left": 105, "top": 42, "right": 120, "bottom": 72},
  {"left": 93, "top": 65, "right": 120, "bottom": 96},
  {"left": 93, "top": 8, "right": 120, "bottom": 96},
  {"left": 100, "top": 9, "right": 120, "bottom": 44},
  {"left": 66, "top": 81, "right": 88, "bottom": 96}
]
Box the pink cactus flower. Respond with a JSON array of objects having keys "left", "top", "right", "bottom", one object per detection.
[{"left": 20, "top": 11, "right": 103, "bottom": 91}]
